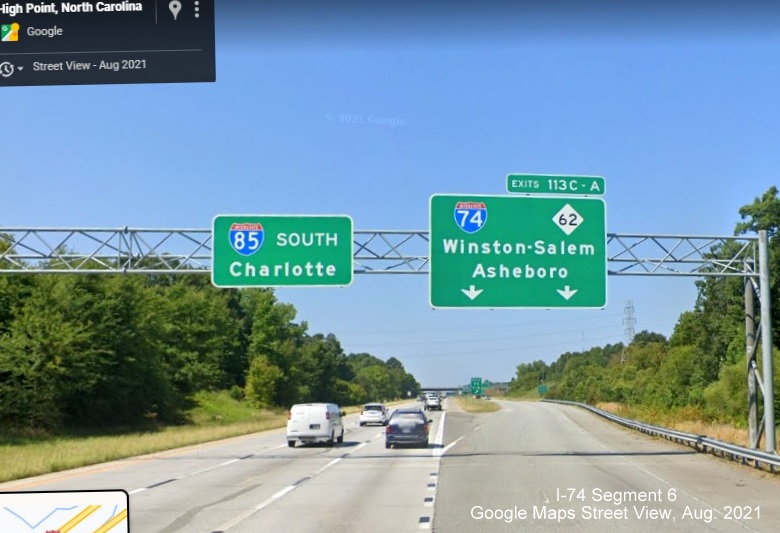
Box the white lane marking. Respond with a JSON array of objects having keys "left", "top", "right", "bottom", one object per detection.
[
  {"left": 438, "top": 437, "right": 462, "bottom": 457},
  {"left": 425, "top": 408, "right": 451, "bottom": 532},
  {"left": 433, "top": 411, "right": 446, "bottom": 448},
  {"left": 216, "top": 485, "right": 300, "bottom": 530},
  {"left": 314, "top": 458, "right": 342, "bottom": 475},
  {"left": 434, "top": 424, "right": 482, "bottom": 457},
  {"left": 128, "top": 443, "right": 290, "bottom": 496},
  {"left": 351, "top": 441, "right": 370, "bottom": 453},
  {"left": 189, "top": 443, "right": 286, "bottom": 477},
  {"left": 190, "top": 458, "right": 241, "bottom": 476},
  {"left": 224, "top": 484, "right": 301, "bottom": 529},
  {"left": 264, "top": 485, "right": 297, "bottom": 506},
  {"left": 215, "top": 439, "right": 374, "bottom": 531}
]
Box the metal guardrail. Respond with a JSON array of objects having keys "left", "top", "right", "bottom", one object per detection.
[{"left": 543, "top": 399, "right": 780, "bottom": 473}]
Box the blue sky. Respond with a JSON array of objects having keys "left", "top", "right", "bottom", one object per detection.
[{"left": 4, "top": 3, "right": 780, "bottom": 387}]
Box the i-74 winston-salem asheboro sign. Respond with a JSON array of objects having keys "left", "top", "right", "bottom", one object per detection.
[
  {"left": 429, "top": 194, "right": 607, "bottom": 309},
  {"left": 211, "top": 215, "right": 354, "bottom": 288}
]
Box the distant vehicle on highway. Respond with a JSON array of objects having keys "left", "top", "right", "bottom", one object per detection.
[
  {"left": 385, "top": 409, "right": 431, "bottom": 449},
  {"left": 359, "top": 403, "right": 389, "bottom": 426},
  {"left": 417, "top": 394, "right": 426, "bottom": 402},
  {"left": 286, "top": 403, "right": 345, "bottom": 448},
  {"left": 424, "top": 395, "right": 442, "bottom": 411}
]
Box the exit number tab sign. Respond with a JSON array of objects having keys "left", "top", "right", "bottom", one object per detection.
[{"left": 507, "top": 174, "right": 605, "bottom": 196}]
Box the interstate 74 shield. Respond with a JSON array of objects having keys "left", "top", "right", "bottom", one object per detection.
[
  {"left": 229, "top": 222, "right": 264, "bottom": 257},
  {"left": 454, "top": 201, "right": 487, "bottom": 234}
]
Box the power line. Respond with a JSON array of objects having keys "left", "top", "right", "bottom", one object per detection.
[
  {"left": 334, "top": 312, "right": 627, "bottom": 335},
  {"left": 621, "top": 301, "right": 636, "bottom": 365},
  {"left": 365, "top": 333, "right": 626, "bottom": 359},
  {"left": 331, "top": 311, "right": 678, "bottom": 337},
  {"left": 345, "top": 323, "right": 623, "bottom": 349}
]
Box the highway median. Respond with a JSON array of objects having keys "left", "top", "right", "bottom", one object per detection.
[{"left": 454, "top": 396, "right": 501, "bottom": 413}]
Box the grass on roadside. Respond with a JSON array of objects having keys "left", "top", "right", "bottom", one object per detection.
[
  {"left": 0, "top": 417, "right": 287, "bottom": 484},
  {"left": 502, "top": 392, "right": 543, "bottom": 401},
  {"left": 595, "top": 402, "right": 780, "bottom": 450},
  {"left": 454, "top": 396, "right": 501, "bottom": 413},
  {"left": 0, "top": 393, "right": 411, "bottom": 484}
]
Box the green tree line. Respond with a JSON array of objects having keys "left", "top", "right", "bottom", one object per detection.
[
  {"left": 0, "top": 259, "right": 420, "bottom": 431},
  {"left": 509, "top": 187, "right": 780, "bottom": 426}
]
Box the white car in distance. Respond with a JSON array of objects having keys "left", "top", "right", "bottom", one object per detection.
[
  {"left": 359, "top": 403, "right": 389, "bottom": 426},
  {"left": 424, "top": 395, "right": 442, "bottom": 411}
]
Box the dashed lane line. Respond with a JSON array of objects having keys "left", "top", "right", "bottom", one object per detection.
[
  {"left": 211, "top": 440, "right": 372, "bottom": 532},
  {"left": 125, "top": 444, "right": 288, "bottom": 495}
]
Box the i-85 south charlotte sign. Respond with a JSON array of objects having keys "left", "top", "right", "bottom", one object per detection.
[
  {"left": 211, "top": 215, "right": 354, "bottom": 288},
  {"left": 429, "top": 194, "right": 607, "bottom": 309}
]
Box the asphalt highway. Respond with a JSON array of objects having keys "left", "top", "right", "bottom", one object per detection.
[
  {"left": 0, "top": 400, "right": 445, "bottom": 532},
  {"left": 2, "top": 399, "right": 780, "bottom": 533},
  {"left": 435, "top": 400, "right": 780, "bottom": 532}
]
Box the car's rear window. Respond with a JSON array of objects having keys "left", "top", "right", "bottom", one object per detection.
[
  {"left": 363, "top": 405, "right": 382, "bottom": 411},
  {"left": 392, "top": 413, "right": 424, "bottom": 422}
]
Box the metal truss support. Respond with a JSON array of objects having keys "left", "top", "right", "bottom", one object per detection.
[
  {"left": 758, "top": 231, "right": 776, "bottom": 453},
  {"left": 746, "top": 260, "right": 759, "bottom": 448},
  {"left": 0, "top": 227, "right": 773, "bottom": 452},
  {"left": 0, "top": 228, "right": 761, "bottom": 277},
  {"left": 743, "top": 231, "right": 776, "bottom": 453}
]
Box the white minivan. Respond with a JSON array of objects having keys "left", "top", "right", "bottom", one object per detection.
[{"left": 287, "top": 403, "right": 346, "bottom": 447}]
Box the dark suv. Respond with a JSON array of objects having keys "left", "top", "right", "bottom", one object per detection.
[{"left": 385, "top": 409, "right": 431, "bottom": 448}]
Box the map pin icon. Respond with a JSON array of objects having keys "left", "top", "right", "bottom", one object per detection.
[{"left": 169, "top": 0, "right": 181, "bottom": 20}]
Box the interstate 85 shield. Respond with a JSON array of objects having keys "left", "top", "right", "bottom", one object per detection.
[
  {"left": 454, "top": 201, "right": 487, "bottom": 234},
  {"left": 229, "top": 222, "right": 264, "bottom": 257}
]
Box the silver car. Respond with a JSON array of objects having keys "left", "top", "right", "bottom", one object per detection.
[
  {"left": 359, "top": 403, "right": 389, "bottom": 426},
  {"left": 424, "top": 396, "right": 441, "bottom": 411}
]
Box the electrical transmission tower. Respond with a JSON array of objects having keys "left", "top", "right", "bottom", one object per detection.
[{"left": 621, "top": 301, "right": 636, "bottom": 365}]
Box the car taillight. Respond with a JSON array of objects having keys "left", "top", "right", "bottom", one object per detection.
[
  {"left": 386, "top": 425, "right": 392, "bottom": 434},
  {"left": 326, "top": 412, "right": 331, "bottom": 420}
]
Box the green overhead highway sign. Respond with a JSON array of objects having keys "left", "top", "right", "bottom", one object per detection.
[
  {"left": 429, "top": 194, "right": 607, "bottom": 309},
  {"left": 470, "top": 377, "right": 483, "bottom": 395},
  {"left": 212, "top": 215, "right": 353, "bottom": 288},
  {"left": 507, "top": 174, "right": 605, "bottom": 196}
]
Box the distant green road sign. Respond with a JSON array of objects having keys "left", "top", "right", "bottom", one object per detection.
[
  {"left": 470, "top": 377, "right": 483, "bottom": 395},
  {"left": 538, "top": 384, "right": 548, "bottom": 395},
  {"left": 507, "top": 174, "right": 605, "bottom": 196},
  {"left": 212, "top": 215, "right": 353, "bottom": 288},
  {"left": 429, "top": 194, "right": 607, "bottom": 309}
]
